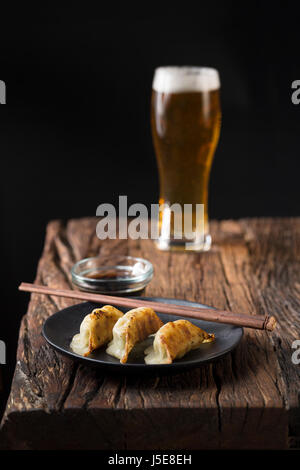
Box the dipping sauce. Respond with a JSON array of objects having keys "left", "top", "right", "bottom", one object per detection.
[
  {"left": 85, "top": 269, "right": 132, "bottom": 280},
  {"left": 71, "top": 256, "right": 153, "bottom": 294}
]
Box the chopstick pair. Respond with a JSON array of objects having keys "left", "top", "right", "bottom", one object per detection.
[{"left": 18, "top": 282, "right": 276, "bottom": 331}]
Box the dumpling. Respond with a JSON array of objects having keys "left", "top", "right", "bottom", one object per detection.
[
  {"left": 106, "top": 307, "right": 163, "bottom": 363},
  {"left": 70, "top": 305, "right": 123, "bottom": 357},
  {"left": 144, "top": 319, "right": 214, "bottom": 364}
]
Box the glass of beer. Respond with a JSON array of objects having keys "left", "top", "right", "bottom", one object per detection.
[{"left": 151, "top": 66, "right": 221, "bottom": 251}]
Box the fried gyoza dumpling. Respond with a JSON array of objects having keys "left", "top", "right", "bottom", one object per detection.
[
  {"left": 106, "top": 307, "right": 163, "bottom": 364},
  {"left": 144, "top": 319, "right": 214, "bottom": 364},
  {"left": 70, "top": 305, "right": 123, "bottom": 357}
]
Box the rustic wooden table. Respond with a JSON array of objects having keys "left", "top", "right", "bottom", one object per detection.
[{"left": 1, "top": 218, "right": 299, "bottom": 449}]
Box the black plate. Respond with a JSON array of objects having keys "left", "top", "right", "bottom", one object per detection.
[{"left": 42, "top": 297, "right": 243, "bottom": 372}]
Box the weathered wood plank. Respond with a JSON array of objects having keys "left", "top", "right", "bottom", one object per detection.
[{"left": 1, "top": 217, "right": 299, "bottom": 449}]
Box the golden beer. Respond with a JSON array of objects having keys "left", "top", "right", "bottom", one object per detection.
[{"left": 151, "top": 67, "right": 221, "bottom": 251}]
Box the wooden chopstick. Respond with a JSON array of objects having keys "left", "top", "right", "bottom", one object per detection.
[{"left": 18, "top": 282, "right": 277, "bottom": 331}]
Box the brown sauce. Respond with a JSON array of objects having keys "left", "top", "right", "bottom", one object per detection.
[{"left": 85, "top": 269, "right": 131, "bottom": 280}]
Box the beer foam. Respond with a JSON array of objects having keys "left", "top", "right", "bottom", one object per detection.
[{"left": 153, "top": 66, "right": 220, "bottom": 93}]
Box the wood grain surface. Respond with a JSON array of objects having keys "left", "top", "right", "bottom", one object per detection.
[{"left": 1, "top": 217, "right": 299, "bottom": 449}]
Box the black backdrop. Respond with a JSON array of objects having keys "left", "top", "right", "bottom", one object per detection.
[{"left": 0, "top": 3, "right": 299, "bottom": 407}]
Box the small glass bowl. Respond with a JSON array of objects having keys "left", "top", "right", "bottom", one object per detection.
[{"left": 71, "top": 255, "right": 153, "bottom": 294}]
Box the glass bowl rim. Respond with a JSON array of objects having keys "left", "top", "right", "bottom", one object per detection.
[{"left": 71, "top": 255, "right": 154, "bottom": 285}]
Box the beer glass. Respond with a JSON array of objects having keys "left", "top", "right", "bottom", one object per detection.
[{"left": 151, "top": 66, "right": 221, "bottom": 251}]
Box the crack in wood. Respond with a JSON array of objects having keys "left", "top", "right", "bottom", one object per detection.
[
  {"left": 212, "top": 365, "right": 222, "bottom": 433},
  {"left": 57, "top": 363, "right": 79, "bottom": 412}
]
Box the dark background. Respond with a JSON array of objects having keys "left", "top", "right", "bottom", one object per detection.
[{"left": 0, "top": 3, "right": 299, "bottom": 411}]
